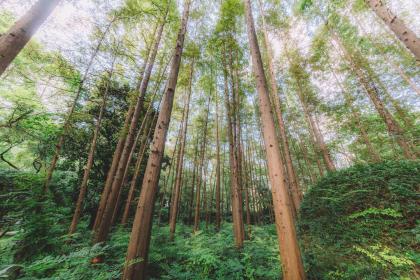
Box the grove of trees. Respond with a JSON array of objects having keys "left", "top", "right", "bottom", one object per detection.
[{"left": 0, "top": 0, "right": 418, "bottom": 279}]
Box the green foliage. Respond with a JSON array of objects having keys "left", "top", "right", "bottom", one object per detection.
[{"left": 299, "top": 160, "right": 420, "bottom": 279}]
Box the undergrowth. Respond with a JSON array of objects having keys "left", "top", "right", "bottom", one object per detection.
[{"left": 1, "top": 160, "right": 418, "bottom": 279}]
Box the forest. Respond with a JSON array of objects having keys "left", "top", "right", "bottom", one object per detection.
[{"left": 0, "top": 0, "right": 419, "bottom": 279}]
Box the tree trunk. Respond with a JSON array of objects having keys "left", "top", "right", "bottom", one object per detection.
[
  {"left": 94, "top": 14, "right": 167, "bottom": 244},
  {"left": 244, "top": 1, "right": 306, "bottom": 278},
  {"left": 365, "top": 0, "right": 420, "bottom": 60},
  {"left": 194, "top": 96, "right": 210, "bottom": 232},
  {"left": 93, "top": 105, "right": 134, "bottom": 231},
  {"left": 122, "top": 1, "right": 191, "bottom": 278},
  {"left": 0, "top": 0, "right": 61, "bottom": 76},
  {"left": 330, "top": 67, "right": 382, "bottom": 162},
  {"left": 215, "top": 88, "right": 221, "bottom": 231},
  {"left": 169, "top": 60, "right": 193, "bottom": 240},
  {"left": 222, "top": 47, "right": 245, "bottom": 248},
  {"left": 188, "top": 136, "right": 199, "bottom": 225},
  {"left": 68, "top": 62, "right": 115, "bottom": 235},
  {"left": 391, "top": 61, "right": 420, "bottom": 96},
  {"left": 258, "top": 0, "right": 302, "bottom": 210},
  {"left": 157, "top": 124, "right": 182, "bottom": 226},
  {"left": 332, "top": 33, "right": 416, "bottom": 159},
  {"left": 120, "top": 110, "right": 156, "bottom": 225}
]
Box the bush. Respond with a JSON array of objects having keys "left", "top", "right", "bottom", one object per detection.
[{"left": 299, "top": 160, "right": 420, "bottom": 279}]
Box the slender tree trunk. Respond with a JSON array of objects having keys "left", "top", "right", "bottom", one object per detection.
[
  {"left": 120, "top": 111, "right": 155, "bottom": 225},
  {"left": 68, "top": 63, "right": 115, "bottom": 235},
  {"left": 122, "top": 2, "right": 191, "bottom": 278},
  {"left": 244, "top": 1, "right": 305, "bottom": 278},
  {"left": 332, "top": 33, "right": 416, "bottom": 159},
  {"left": 0, "top": 0, "right": 61, "bottom": 76},
  {"left": 258, "top": 0, "right": 302, "bottom": 210},
  {"left": 93, "top": 105, "right": 134, "bottom": 231},
  {"left": 169, "top": 61, "right": 194, "bottom": 240},
  {"left": 194, "top": 97, "right": 210, "bottom": 232},
  {"left": 94, "top": 15, "right": 167, "bottom": 244},
  {"left": 365, "top": 0, "right": 420, "bottom": 60},
  {"left": 222, "top": 48, "right": 245, "bottom": 248},
  {"left": 243, "top": 144, "right": 252, "bottom": 238},
  {"left": 215, "top": 89, "right": 221, "bottom": 231},
  {"left": 93, "top": 41, "right": 152, "bottom": 230},
  {"left": 157, "top": 124, "right": 182, "bottom": 226},
  {"left": 391, "top": 62, "right": 420, "bottom": 96},
  {"left": 43, "top": 20, "right": 113, "bottom": 193},
  {"left": 330, "top": 68, "right": 382, "bottom": 162},
  {"left": 188, "top": 136, "right": 199, "bottom": 225}
]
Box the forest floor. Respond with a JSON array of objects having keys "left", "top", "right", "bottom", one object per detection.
[{"left": 0, "top": 160, "right": 419, "bottom": 279}]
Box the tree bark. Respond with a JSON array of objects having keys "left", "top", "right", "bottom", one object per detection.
[
  {"left": 68, "top": 64, "right": 115, "bottom": 235},
  {"left": 94, "top": 13, "right": 167, "bottom": 244},
  {"left": 169, "top": 60, "right": 194, "bottom": 240},
  {"left": 122, "top": 1, "right": 191, "bottom": 278},
  {"left": 222, "top": 47, "right": 245, "bottom": 247},
  {"left": 258, "top": 0, "right": 302, "bottom": 210},
  {"left": 244, "top": 1, "right": 306, "bottom": 278},
  {"left": 194, "top": 96, "right": 210, "bottom": 232},
  {"left": 215, "top": 87, "right": 221, "bottom": 231},
  {"left": 120, "top": 110, "right": 156, "bottom": 225},
  {"left": 365, "top": 0, "right": 420, "bottom": 60},
  {"left": 0, "top": 0, "right": 61, "bottom": 76}
]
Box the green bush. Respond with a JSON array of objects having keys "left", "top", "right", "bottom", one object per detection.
[{"left": 299, "top": 160, "right": 420, "bottom": 279}]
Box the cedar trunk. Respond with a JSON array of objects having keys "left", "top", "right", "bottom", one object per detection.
[
  {"left": 0, "top": 0, "right": 61, "bottom": 76},
  {"left": 169, "top": 61, "right": 193, "bottom": 240},
  {"left": 122, "top": 2, "right": 191, "bottom": 278},
  {"left": 244, "top": 1, "right": 306, "bottom": 279},
  {"left": 94, "top": 16, "right": 166, "bottom": 244},
  {"left": 365, "top": 0, "right": 420, "bottom": 60},
  {"left": 68, "top": 65, "right": 114, "bottom": 235}
]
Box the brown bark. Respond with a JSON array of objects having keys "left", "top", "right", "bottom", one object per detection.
[
  {"left": 94, "top": 14, "right": 167, "bottom": 244},
  {"left": 243, "top": 144, "right": 252, "bottom": 238},
  {"left": 169, "top": 61, "right": 193, "bottom": 240},
  {"left": 215, "top": 88, "right": 221, "bottom": 231},
  {"left": 365, "top": 0, "right": 420, "bottom": 60},
  {"left": 122, "top": 1, "right": 191, "bottom": 278},
  {"left": 187, "top": 136, "right": 200, "bottom": 225},
  {"left": 194, "top": 97, "right": 210, "bottom": 232},
  {"left": 68, "top": 64, "right": 115, "bottom": 235},
  {"left": 0, "top": 0, "right": 61, "bottom": 76},
  {"left": 157, "top": 124, "right": 182, "bottom": 226},
  {"left": 258, "top": 0, "right": 302, "bottom": 210},
  {"left": 119, "top": 62, "right": 170, "bottom": 225},
  {"left": 120, "top": 111, "right": 156, "bottom": 225},
  {"left": 93, "top": 105, "right": 133, "bottom": 231},
  {"left": 244, "top": 1, "right": 306, "bottom": 278},
  {"left": 222, "top": 47, "right": 245, "bottom": 248}
]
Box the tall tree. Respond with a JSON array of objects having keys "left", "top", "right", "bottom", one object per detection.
[
  {"left": 122, "top": 1, "right": 192, "bottom": 278},
  {"left": 169, "top": 59, "right": 194, "bottom": 240},
  {"left": 364, "top": 0, "right": 420, "bottom": 60},
  {"left": 0, "top": 0, "right": 61, "bottom": 76},
  {"left": 68, "top": 58, "right": 116, "bottom": 235},
  {"left": 244, "top": 0, "right": 305, "bottom": 278},
  {"left": 94, "top": 8, "right": 168, "bottom": 243},
  {"left": 257, "top": 0, "right": 302, "bottom": 210}
]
